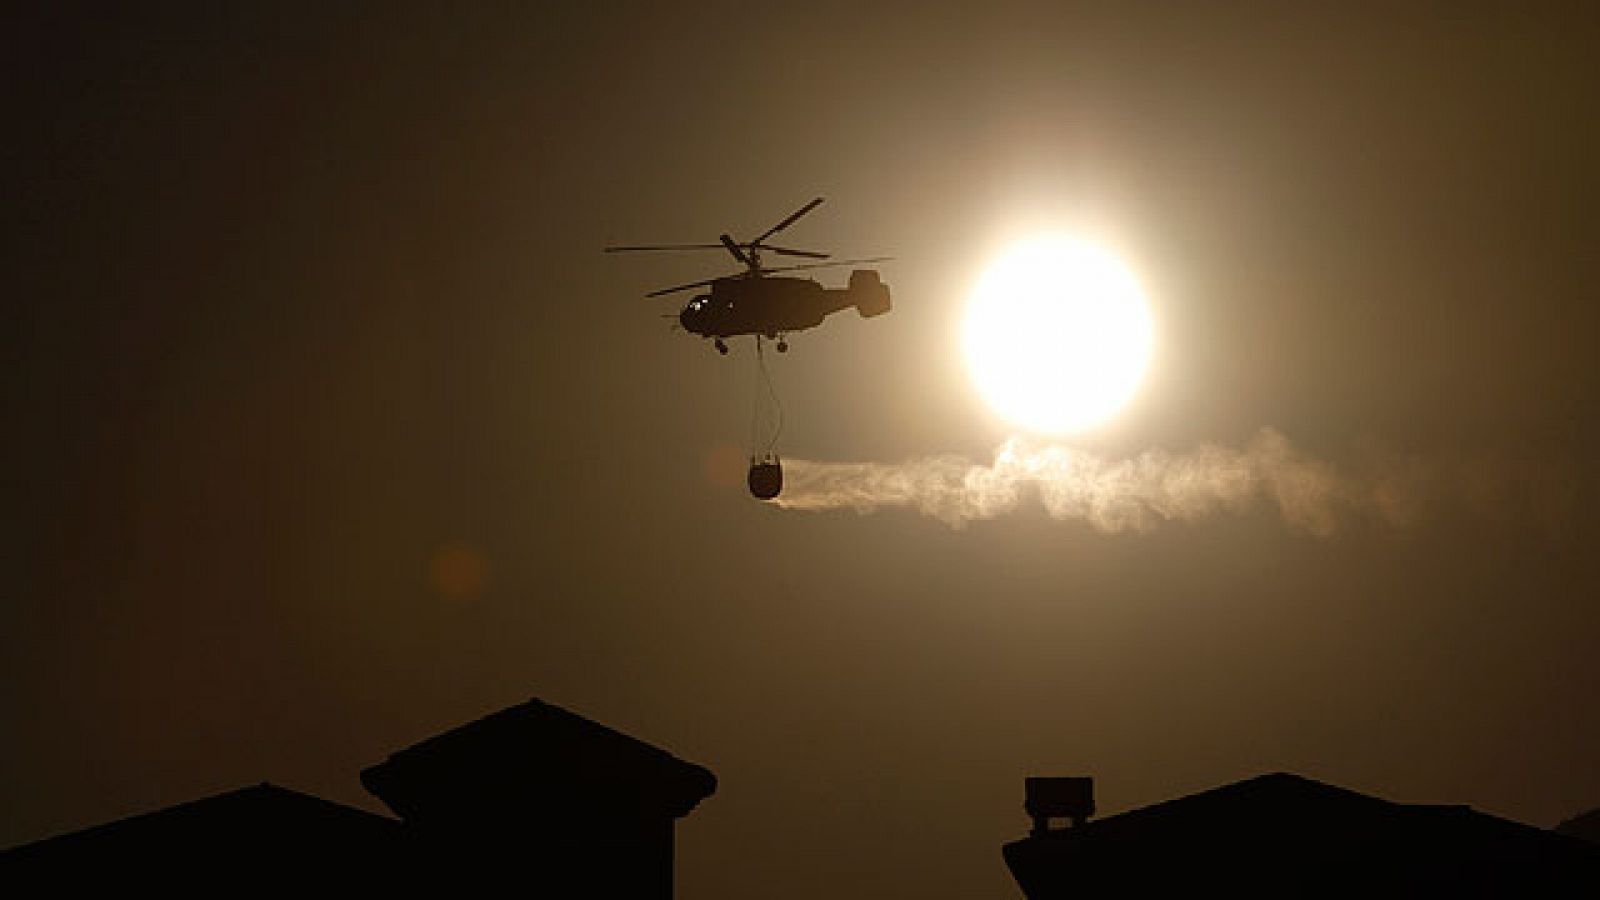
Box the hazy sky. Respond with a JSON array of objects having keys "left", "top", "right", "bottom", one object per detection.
[{"left": 6, "top": 4, "right": 1599, "bottom": 896}]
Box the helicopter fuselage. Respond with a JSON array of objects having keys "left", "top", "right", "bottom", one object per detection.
[{"left": 679, "top": 269, "right": 891, "bottom": 340}]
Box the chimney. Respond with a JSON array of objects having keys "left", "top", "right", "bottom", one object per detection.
[
  {"left": 1025, "top": 776, "right": 1095, "bottom": 835},
  {"left": 1005, "top": 776, "right": 1098, "bottom": 898}
]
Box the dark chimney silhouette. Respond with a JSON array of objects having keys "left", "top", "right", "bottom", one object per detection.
[
  {"left": 1025, "top": 776, "right": 1095, "bottom": 835},
  {"left": 361, "top": 697, "right": 715, "bottom": 898}
]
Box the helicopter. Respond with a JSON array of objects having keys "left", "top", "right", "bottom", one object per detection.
[{"left": 605, "top": 197, "right": 892, "bottom": 354}]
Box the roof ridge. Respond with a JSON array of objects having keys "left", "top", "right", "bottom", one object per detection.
[
  {"left": 6, "top": 782, "right": 396, "bottom": 854},
  {"left": 1083, "top": 771, "right": 1391, "bottom": 828},
  {"left": 383, "top": 697, "right": 689, "bottom": 764}
]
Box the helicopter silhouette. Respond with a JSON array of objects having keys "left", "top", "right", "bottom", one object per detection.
[{"left": 606, "top": 197, "right": 891, "bottom": 354}]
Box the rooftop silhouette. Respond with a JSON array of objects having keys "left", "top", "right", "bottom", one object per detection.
[
  {"left": 362, "top": 697, "right": 716, "bottom": 825},
  {"left": 4, "top": 698, "right": 714, "bottom": 896},
  {"left": 9, "top": 702, "right": 1598, "bottom": 895},
  {"left": 3, "top": 782, "right": 395, "bottom": 869},
  {"left": 1005, "top": 772, "right": 1600, "bottom": 896},
  {"left": 1559, "top": 807, "right": 1600, "bottom": 845}
]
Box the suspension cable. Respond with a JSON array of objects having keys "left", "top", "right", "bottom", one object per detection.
[{"left": 748, "top": 337, "right": 784, "bottom": 459}]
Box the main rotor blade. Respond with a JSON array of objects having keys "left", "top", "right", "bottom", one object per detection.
[
  {"left": 645, "top": 276, "right": 725, "bottom": 298},
  {"left": 762, "top": 244, "right": 831, "bottom": 259},
  {"left": 761, "top": 256, "right": 892, "bottom": 274},
  {"left": 604, "top": 244, "right": 727, "bottom": 252},
  {"left": 753, "top": 196, "right": 825, "bottom": 245},
  {"left": 719, "top": 233, "right": 752, "bottom": 267},
  {"left": 606, "top": 242, "right": 827, "bottom": 259}
]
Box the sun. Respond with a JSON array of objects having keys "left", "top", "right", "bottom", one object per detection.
[{"left": 963, "top": 235, "right": 1153, "bottom": 434}]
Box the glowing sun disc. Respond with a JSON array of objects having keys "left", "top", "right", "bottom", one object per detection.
[{"left": 963, "top": 236, "right": 1153, "bottom": 433}]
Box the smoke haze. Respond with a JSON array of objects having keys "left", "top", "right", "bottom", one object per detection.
[{"left": 775, "top": 430, "right": 1420, "bottom": 533}]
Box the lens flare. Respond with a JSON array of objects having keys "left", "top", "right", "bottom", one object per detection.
[{"left": 963, "top": 236, "right": 1153, "bottom": 433}]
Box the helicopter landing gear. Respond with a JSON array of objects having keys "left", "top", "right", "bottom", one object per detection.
[{"left": 714, "top": 339, "right": 728, "bottom": 355}]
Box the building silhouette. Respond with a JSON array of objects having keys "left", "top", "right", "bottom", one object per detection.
[
  {"left": 1558, "top": 806, "right": 1600, "bottom": 846},
  {"left": 8, "top": 698, "right": 1600, "bottom": 895},
  {"left": 1005, "top": 773, "right": 1600, "bottom": 896},
  {"left": 1, "top": 782, "right": 398, "bottom": 889},
  {"left": 3, "top": 698, "right": 714, "bottom": 895},
  {"left": 361, "top": 697, "right": 716, "bottom": 897}
]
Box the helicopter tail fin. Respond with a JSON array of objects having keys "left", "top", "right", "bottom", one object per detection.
[{"left": 849, "top": 269, "right": 892, "bottom": 318}]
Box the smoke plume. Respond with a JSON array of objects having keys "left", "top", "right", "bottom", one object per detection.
[{"left": 773, "top": 430, "right": 1417, "bottom": 534}]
